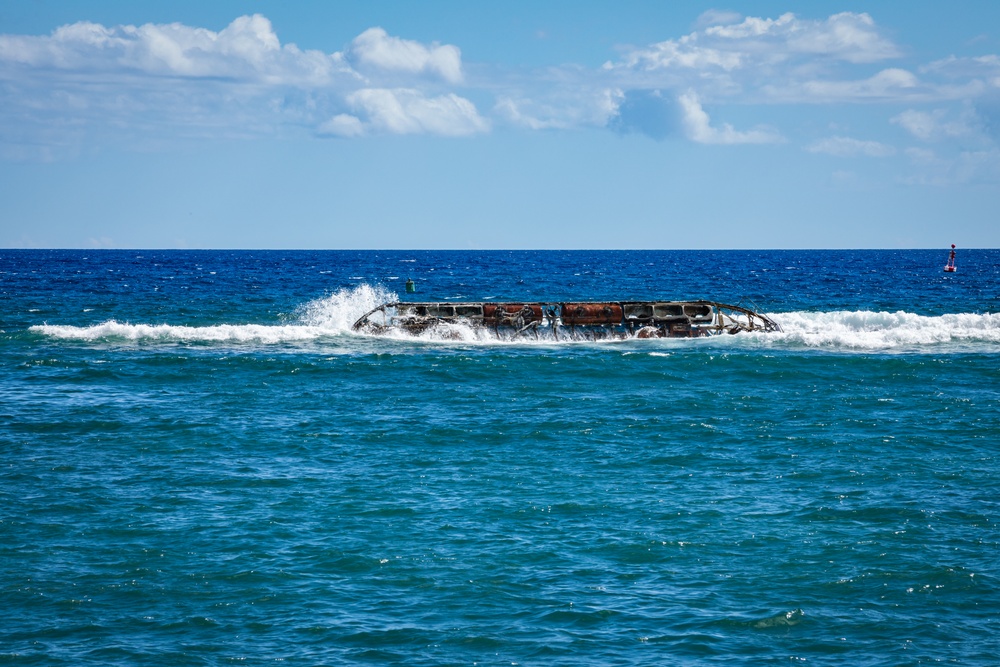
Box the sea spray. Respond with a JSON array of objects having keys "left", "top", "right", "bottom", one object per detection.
[
  {"left": 28, "top": 303, "right": 1000, "bottom": 353},
  {"left": 296, "top": 283, "right": 398, "bottom": 332},
  {"left": 772, "top": 310, "right": 1000, "bottom": 351},
  {"left": 29, "top": 321, "right": 329, "bottom": 344},
  {"left": 29, "top": 284, "right": 401, "bottom": 345}
]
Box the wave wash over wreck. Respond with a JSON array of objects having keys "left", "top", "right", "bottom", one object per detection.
[{"left": 353, "top": 300, "right": 781, "bottom": 341}]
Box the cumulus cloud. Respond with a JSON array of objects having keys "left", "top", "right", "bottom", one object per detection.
[
  {"left": 0, "top": 15, "right": 466, "bottom": 89},
  {"left": 678, "top": 91, "right": 782, "bottom": 144},
  {"left": 782, "top": 12, "right": 899, "bottom": 63},
  {"left": 806, "top": 136, "right": 896, "bottom": 157},
  {"left": 612, "top": 11, "right": 899, "bottom": 76},
  {"left": 0, "top": 15, "right": 484, "bottom": 150},
  {"left": 0, "top": 14, "right": 345, "bottom": 85},
  {"left": 1, "top": 8, "right": 998, "bottom": 158},
  {"left": 704, "top": 12, "right": 798, "bottom": 40},
  {"left": 346, "top": 27, "right": 463, "bottom": 83},
  {"left": 598, "top": 11, "right": 972, "bottom": 109},
  {"left": 321, "top": 88, "right": 489, "bottom": 137},
  {"left": 614, "top": 37, "right": 742, "bottom": 72}
]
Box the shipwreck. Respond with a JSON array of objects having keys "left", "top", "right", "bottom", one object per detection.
[{"left": 353, "top": 300, "right": 781, "bottom": 340}]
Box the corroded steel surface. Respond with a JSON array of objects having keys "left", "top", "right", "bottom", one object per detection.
[
  {"left": 483, "top": 304, "right": 543, "bottom": 324},
  {"left": 561, "top": 303, "right": 623, "bottom": 326},
  {"left": 353, "top": 299, "right": 780, "bottom": 340}
]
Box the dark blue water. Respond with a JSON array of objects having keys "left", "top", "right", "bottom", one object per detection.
[{"left": 2, "top": 250, "right": 999, "bottom": 666}]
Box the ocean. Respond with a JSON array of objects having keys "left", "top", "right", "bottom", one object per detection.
[{"left": 2, "top": 249, "right": 998, "bottom": 666}]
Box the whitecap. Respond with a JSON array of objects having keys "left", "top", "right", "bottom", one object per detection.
[
  {"left": 31, "top": 284, "right": 399, "bottom": 346},
  {"left": 767, "top": 310, "right": 1000, "bottom": 351}
]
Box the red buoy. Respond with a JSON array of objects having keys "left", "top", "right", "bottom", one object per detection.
[{"left": 944, "top": 244, "right": 956, "bottom": 273}]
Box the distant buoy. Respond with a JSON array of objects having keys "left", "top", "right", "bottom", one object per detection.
[
  {"left": 405, "top": 278, "right": 416, "bottom": 293},
  {"left": 944, "top": 244, "right": 956, "bottom": 273}
]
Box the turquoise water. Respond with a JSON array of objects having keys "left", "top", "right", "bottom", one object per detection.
[{"left": 2, "top": 250, "right": 999, "bottom": 665}]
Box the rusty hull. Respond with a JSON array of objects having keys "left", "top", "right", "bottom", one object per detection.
[{"left": 353, "top": 300, "right": 780, "bottom": 340}]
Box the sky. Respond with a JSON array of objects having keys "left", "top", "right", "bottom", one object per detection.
[{"left": 1, "top": 1, "right": 999, "bottom": 249}]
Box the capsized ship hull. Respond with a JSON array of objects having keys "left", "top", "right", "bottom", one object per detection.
[{"left": 353, "top": 300, "right": 781, "bottom": 340}]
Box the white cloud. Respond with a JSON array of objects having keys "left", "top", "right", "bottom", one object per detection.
[
  {"left": 799, "top": 68, "right": 920, "bottom": 101},
  {"left": 0, "top": 16, "right": 485, "bottom": 149},
  {"left": 705, "top": 12, "right": 797, "bottom": 40},
  {"left": 678, "top": 91, "right": 782, "bottom": 144},
  {"left": 347, "top": 27, "right": 462, "bottom": 83},
  {"left": 495, "top": 97, "right": 567, "bottom": 130},
  {"left": 784, "top": 12, "right": 899, "bottom": 64},
  {"left": 496, "top": 89, "right": 621, "bottom": 130},
  {"left": 615, "top": 38, "right": 743, "bottom": 72},
  {"left": 318, "top": 113, "right": 366, "bottom": 138},
  {"left": 892, "top": 110, "right": 938, "bottom": 140},
  {"left": 594, "top": 10, "right": 1000, "bottom": 117},
  {"left": 1, "top": 9, "right": 997, "bottom": 155},
  {"left": 891, "top": 109, "right": 975, "bottom": 141},
  {"left": 339, "top": 88, "right": 489, "bottom": 136},
  {"left": 0, "top": 14, "right": 345, "bottom": 85},
  {"left": 612, "top": 11, "right": 898, "bottom": 76},
  {"left": 591, "top": 10, "right": 936, "bottom": 120},
  {"left": 0, "top": 15, "right": 469, "bottom": 90},
  {"left": 806, "top": 136, "right": 896, "bottom": 157}
]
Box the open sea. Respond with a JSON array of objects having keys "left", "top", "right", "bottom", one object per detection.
[{"left": 2, "top": 249, "right": 999, "bottom": 666}]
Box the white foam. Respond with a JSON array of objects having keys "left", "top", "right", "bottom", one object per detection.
[
  {"left": 295, "top": 283, "right": 397, "bottom": 332},
  {"left": 379, "top": 310, "right": 1000, "bottom": 352},
  {"left": 30, "top": 284, "right": 398, "bottom": 345},
  {"left": 769, "top": 310, "right": 1000, "bottom": 351},
  {"left": 32, "top": 321, "right": 329, "bottom": 344},
  {"left": 28, "top": 292, "right": 1000, "bottom": 353}
]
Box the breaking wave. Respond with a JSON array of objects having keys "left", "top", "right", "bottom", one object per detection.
[
  {"left": 27, "top": 287, "right": 1000, "bottom": 353},
  {"left": 363, "top": 309, "right": 1000, "bottom": 351},
  {"left": 771, "top": 310, "right": 1000, "bottom": 351},
  {"left": 29, "top": 284, "right": 396, "bottom": 345}
]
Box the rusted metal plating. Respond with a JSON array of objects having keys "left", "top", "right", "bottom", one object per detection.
[{"left": 353, "top": 300, "right": 780, "bottom": 340}]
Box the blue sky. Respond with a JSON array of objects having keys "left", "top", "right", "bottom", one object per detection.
[{"left": 2, "top": 1, "right": 999, "bottom": 249}]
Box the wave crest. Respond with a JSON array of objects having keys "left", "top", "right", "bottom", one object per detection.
[
  {"left": 29, "top": 284, "right": 398, "bottom": 344},
  {"left": 28, "top": 293, "right": 1000, "bottom": 352},
  {"left": 295, "top": 283, "right": 396, "bottom": 330},
  {"left": 774, "top": 310, "right": 1000, "bottom": 350}
]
